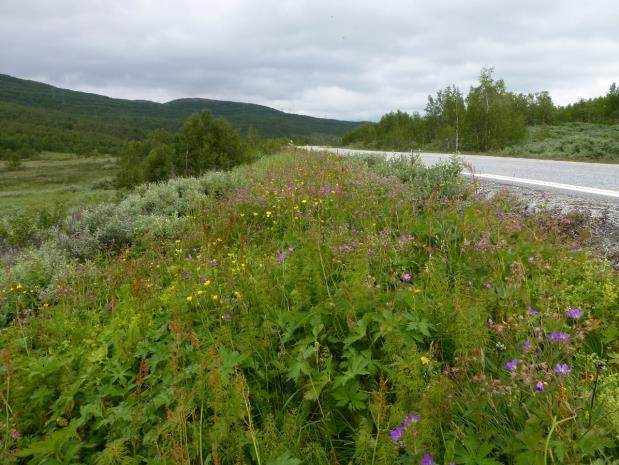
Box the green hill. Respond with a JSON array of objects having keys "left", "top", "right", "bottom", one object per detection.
[{"left": 0, "top": 73, "right": 360, "bottom": 154}]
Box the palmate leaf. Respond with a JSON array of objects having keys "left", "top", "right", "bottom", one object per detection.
[
  {"left": 267, "top": 451, "right": 302, "bottom": 465},
  {"left": 404, "top": 313, "right": 434, "bottom": 340},
  {"left": 455, "top": 436, "right": 502, "bottom": 465},
  {"left": 334, "top": 348, "right": 376, "bottom": 387},
  {"left": 331, "top": 380, "right": 369, "bottom": 411},
  {"left": 218, "top": 346, "right": 247, "bottom": 378}
]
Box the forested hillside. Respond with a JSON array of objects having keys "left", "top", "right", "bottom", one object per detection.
[{"left": 0, "top": 74, "right": 360, "bottom": 156}]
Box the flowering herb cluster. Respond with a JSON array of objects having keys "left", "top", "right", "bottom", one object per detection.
[{"left": 0, "top": 152, "right": 617, "bottom": 464}]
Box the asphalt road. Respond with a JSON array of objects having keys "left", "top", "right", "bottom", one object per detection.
[{"left": 301, "top": 146, "right": 619, "bottom": 203}]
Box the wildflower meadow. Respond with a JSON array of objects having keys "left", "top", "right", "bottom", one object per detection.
[{"left": 1, "top": 151, "right": 618, "bottom": 464}]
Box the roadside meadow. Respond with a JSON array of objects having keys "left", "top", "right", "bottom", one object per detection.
[{"left": 1, "top": 150, "right": 618, "bottom": 464}]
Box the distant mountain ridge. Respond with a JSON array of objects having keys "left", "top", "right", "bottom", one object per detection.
[{"left": 0, "top": 73, "right": 360, "bottom": 154}]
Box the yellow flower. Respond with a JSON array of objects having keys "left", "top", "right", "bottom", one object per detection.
[
  {"left": 197, "top": 290, "right": 205, "bottom": 296},
  {"left": 413, "top": 288, "right": 422, "bottom": 294},
  {"left": 234, "top": 291, "right": 241, "bottom": 299},
  {"left": 16, "top": 283, "right": 22, "bottom": 290},
  {"left": 175, "top": 239, "right": 182, "bottom": 244},
  {"left": 265, "top": 211, "right": 272, "bottom": 217},
  {"left": 186, "top": 295, "right": 193, "bottom": 302},
  {"left": 211, "top": 294, "right": 219, "bottom": 301},
  {"left": 420, "top": 356, "right": 430, "bottom": 365},
  {"left": 203, "top": 280, "right": 211, "bottom": 287}
]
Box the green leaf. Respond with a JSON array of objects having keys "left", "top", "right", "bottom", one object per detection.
[
  {"left": 332, "top": 380, "right": 369, "bottom": 411},
  {"left": 267, "top": 451, "right": 302, "bottom": 465},
  {"left": 218, "top": 347, "right": 247, "bottom": 378}
]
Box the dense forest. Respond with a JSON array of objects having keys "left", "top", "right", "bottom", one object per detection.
[
  {"left": 341, "top": 68, "right": 619, "bottom": 153},
  {"left": 0, "top": 74, "right": 359, "bottom": 158}
]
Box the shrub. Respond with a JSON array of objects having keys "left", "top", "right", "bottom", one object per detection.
[{"left": 369, "top": 153, "right": 467, "bottom": 200}]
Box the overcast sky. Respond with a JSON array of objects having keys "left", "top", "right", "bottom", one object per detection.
[{"left": 1, "top": 0, "right": 618, "bottom": 121}]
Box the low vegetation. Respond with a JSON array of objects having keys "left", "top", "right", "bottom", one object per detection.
[
  {"left": 501, "top": 122, "right": 619, "bottom": 161},
  {"left": 0, "top": 153, "right": 117, "bottom": 252},
  {"left": 1, "top": 151, "right": 617, "bottom": 464}
]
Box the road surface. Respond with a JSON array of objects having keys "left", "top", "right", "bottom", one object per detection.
[{"left": 300, "top": 146, "right": 619, "bottom": 203}]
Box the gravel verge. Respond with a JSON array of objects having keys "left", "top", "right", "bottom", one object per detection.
[{"left": 476, "top": 180, "right": 619, "bottom": 269}]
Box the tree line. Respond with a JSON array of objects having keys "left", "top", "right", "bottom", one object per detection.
[{"left": 342, "top": 68, "right": 619, "bottom": 152}]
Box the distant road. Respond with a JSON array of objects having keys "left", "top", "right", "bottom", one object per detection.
[{"left": 300, "top": 146, "right": 619, "bottom": 203}]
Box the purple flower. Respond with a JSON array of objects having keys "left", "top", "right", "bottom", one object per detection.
[
  {"left": 391, "top": 412, "right": 421, "bottom": 442},
  {"left": 200, "top": 276, "right": 209, "bottom": 283},
  {"left": 535, "top": 381, "right": 545, "bottom": 392},
  {"left": 484, "top": 282, "right": 493, "bottom": 289},
  {"left": 554, "top": 363, "right": 571, "bottom": 378},
  {"left": 421, "top": 453, "right": 434, "bottom": 465},
  {"left": 547, "top": 332, "right": 570, "bottom": 342},
  {"left": 390, "top": 425, "right": 404, "bottom": 442},
  {"left": 522, "top": 340, "right": 531, "bottom": 351},
  {"left": 276, "top": 251, "right": 287, "bottom": 262},
  {"left": 401, "top": 273, "right": 412, "bottom": 283},
  {"left": 182, "top": 271, "right": 191, "bottom": 279},
  {"left": 11, "top": 431, "right": 21, "bottom": 438},
  {"left": 223, "top": 312, "right": 231, "bottom": 320},
  {"left": 527, "top": 306, "right": 540, "bottom": 316},
  {"left": 504, "top": 359, "right": 519, "bottom": 371},
  {"left": 566, "top": 307, "right": 584, "bottom": 319},
  {"left": 403, "top": 412, "right": 421, "bottom": 425}
]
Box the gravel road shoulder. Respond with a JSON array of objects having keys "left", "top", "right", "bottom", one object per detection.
[{"left": 476, "top": 180, "right": 619, "bottom": 268}]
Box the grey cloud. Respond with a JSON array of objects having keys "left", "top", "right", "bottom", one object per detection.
[{"left": 1, "top": 0, "right": 618, "bottom": 120}]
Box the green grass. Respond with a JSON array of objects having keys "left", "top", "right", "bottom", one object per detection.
[
  {"left": 0, "top": 152, "right": 117, "bottom": 216},
  {"left": 0, "top": 151, "right": 617, "bottom": 464},
  {"left": 500, "top": 122, "right": 619, "bottom": 162}
]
